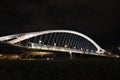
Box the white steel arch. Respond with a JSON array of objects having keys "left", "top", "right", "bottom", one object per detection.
[
  {"left": 0, "top": 34, "right": 18, "bottom": 41},
  {"left": 0, "top": 30, "right": 106, "bottom": 53}
]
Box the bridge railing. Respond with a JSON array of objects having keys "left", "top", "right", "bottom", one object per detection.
[{"left": 24, "top": 44, "right": 106, "bottom": 56}]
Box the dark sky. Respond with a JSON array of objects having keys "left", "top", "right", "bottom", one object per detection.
[{"left": 0, "top": 0, "right": 120, "bottom": 49}]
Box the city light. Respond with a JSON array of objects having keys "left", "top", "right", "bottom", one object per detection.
[{"left": 118, "top": 47, "right": 120, "bottom": 50}]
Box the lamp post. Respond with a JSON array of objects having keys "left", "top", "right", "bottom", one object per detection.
[
  {"left": 39, "top": 40, "right": 42, "bottom": 48},
  {"left": 39, "top": 40, "right": 42, "bottom": 45}
]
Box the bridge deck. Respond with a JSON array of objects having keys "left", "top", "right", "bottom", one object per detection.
[{"left": 26, "top": 45, "right": 106, "bottom": 57}]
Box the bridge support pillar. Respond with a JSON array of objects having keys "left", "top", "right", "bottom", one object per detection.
[{"left": 69, "top": 51, "right": 72, "bottom": 59}]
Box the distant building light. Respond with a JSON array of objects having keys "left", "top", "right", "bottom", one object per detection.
[
  {"left": 118, "top": 47, "right": 120, "bottom": 50},
  {"left": 10, "top": 55, "right": 19, "bottom": 59},
  {"left": 46, "top": 58, "right": 50, "bottom": 60},
  {"left": 0, "top": 54, "right": 2, "bottom": 57},
  {"left": 115, "top": 55, "right": 119, "bottom": 58}
]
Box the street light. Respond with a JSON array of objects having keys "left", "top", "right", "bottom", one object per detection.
[
  {"left": 64, "top": 45, "right": 67, "bottom": 48},
  {"left": 54, "top": 43, "right": 56, "bottom": 46},
  {"left": 39, "top": 40, "right": 42, "bottom": 44},
  {"left": 86, "top": 49, "right": 89, "bottom": 52},
  {"left": 74, "top": 47, "right": 76, "bottom": 49},
  {"left": 81, "top": 48, "right": 83, "bottom": 51}
]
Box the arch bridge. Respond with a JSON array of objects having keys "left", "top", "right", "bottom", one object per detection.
[{"left": 0, "top": 30, "right": 107, "bottom": 57}]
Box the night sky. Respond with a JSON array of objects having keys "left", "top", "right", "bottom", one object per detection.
[{"left": 0, "top": 0, "right": 120, "bottom": 49}]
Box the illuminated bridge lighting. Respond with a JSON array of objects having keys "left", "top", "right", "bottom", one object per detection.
[{"left": 0, "top": 30, "right": 115, "bottom": 59}]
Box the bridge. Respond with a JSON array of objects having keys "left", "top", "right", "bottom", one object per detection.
[{"left": 2, "top": 29, "right": 119, "bottom": 59}]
